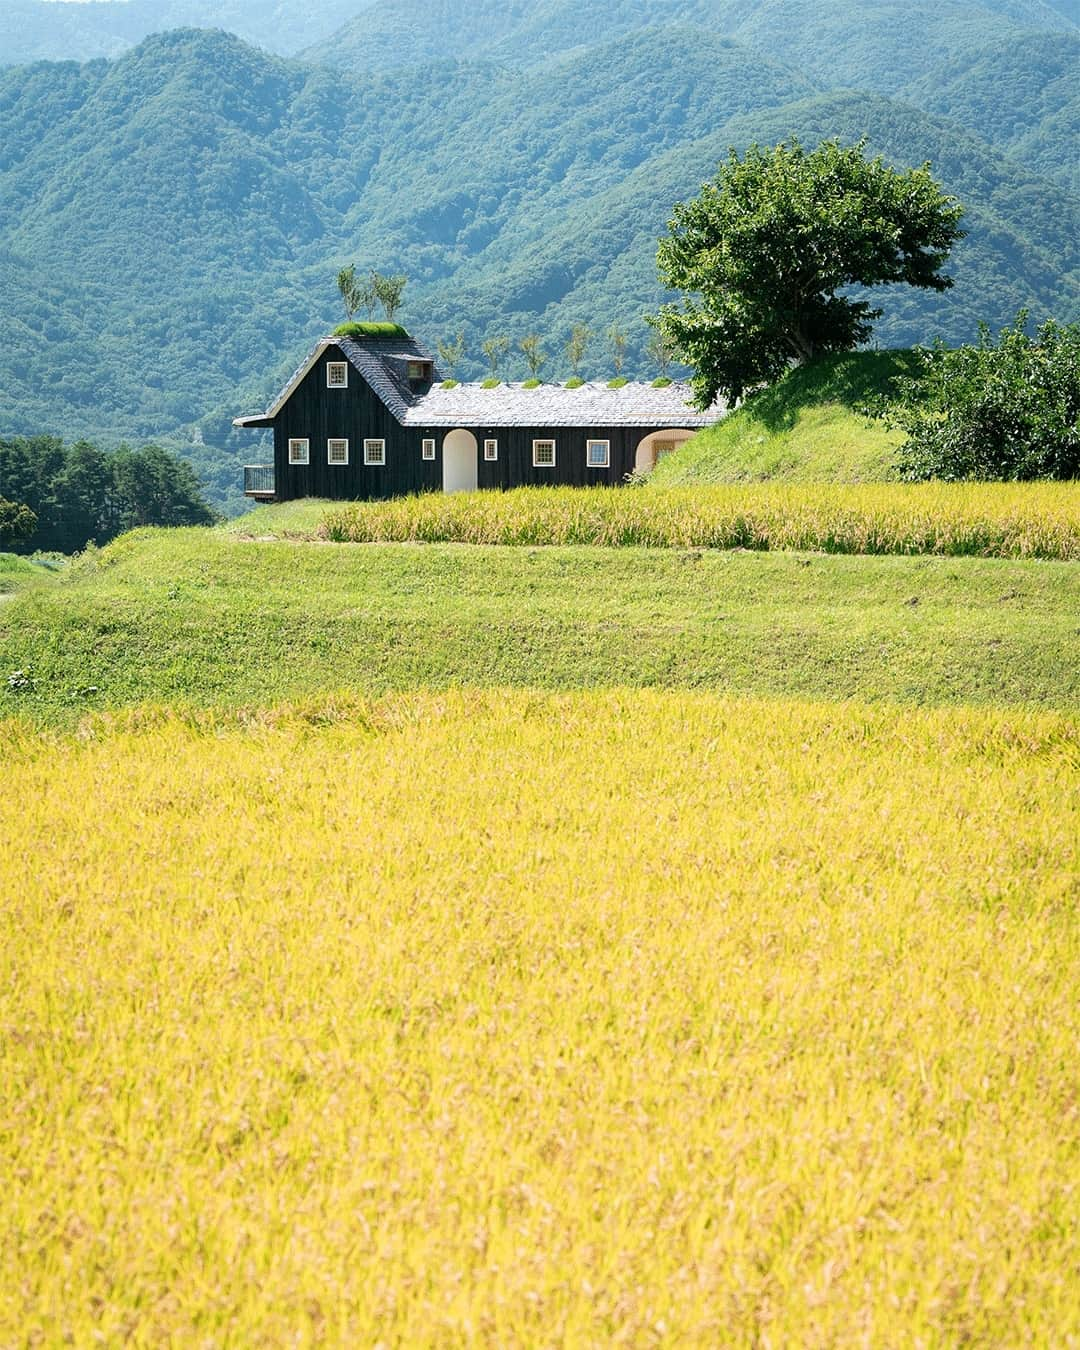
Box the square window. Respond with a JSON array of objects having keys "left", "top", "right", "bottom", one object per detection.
[
  {"left": 327, "top": 438, "right": 349, "bottom": 465},
  {"left": 288, "top": 438, "right": 310, "bottom": 465},
  {"left": 532, "top": 439, "right": 556, "bottom": 467},
  {"left": 421, "top": 438, "right": 436, "bottom": 461},
  {"left": 364, "top": 439, "right": 386, "bottom": 466},
  {"left": 407, "top": 361, "right": 431, "bottom": 382},
  {"left": 327, "top": 362, "right": 348, "bottom": 388},
  {"left": 484, "top": 438, "right": 499, "bottom": 461},
  {"left": 586, "top": 439, "right": 610, "bottom": 468}
]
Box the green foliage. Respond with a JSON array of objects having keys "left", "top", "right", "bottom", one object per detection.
[
  {"left": 0, "top": 498, "right": 37, "bottom": 548},
  {"left": 2, "top": 525, "right": 1076, "bottom": 727},
  {"left": 440, "top": 379, "right": 460, "bottom": 390},
  {"left": 481, "top": 378, "right": 500, "bottom": 389},
  {"left": 565, "top": 378, "right": 585, "bottom": 389},
  {"left": 481, "top": 335, "right": 510, "bottom": 380},
  {"left": 520, "top": 335, "right": 546, "bottom": 380},
  {"left": 436, "top": 331, "right": 466, "bottom": 378},
  {"left": 374, "top": 273, "right": 408, "bottom": 322},
  {"left": 336, "top": 263, "right": 366, "bottom": 320},
  {"left": 566, "top": 324, "right": 591, "bottom": 380},
  {"left": 652, "top": 352, "right": 922, "bottom": 486},
  {"left": 331, "top": 322, "right": 411, "bottom": 340},
  {"left": 606, "top": 377, "right": 629, "bottom": 388},
  {"left": 0, "top": 435, "right": 217, "bottom": 554},
  {"left": 654, "top": 139, "right": 965, "bottom": 406},
  {"left": 884, "top": 314, "right": 1080, "bottom": 481},
  {"left": 608, "top": 324, "right": 628, "bottom": 377},
  {"left": 651, "top": 377, "right": 673, "bottom": 388},
  {"left": 522, "top": 378, "right": 543, "bottom": 389}
]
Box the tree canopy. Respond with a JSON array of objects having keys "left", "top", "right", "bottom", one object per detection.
[
  {"left": 884, "top": 312, "right": 1080, "bottom": 481},
  {"left": 0, "top": 436, "right": 217, "bottom": 554},
  {"left": 652, "top": 138, "right": 965, "bottom": 406}
]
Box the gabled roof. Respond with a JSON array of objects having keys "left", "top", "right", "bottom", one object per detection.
[
  {"left": 402, "top": 380, "right": 721, "bottom": 428},
  {"left": 233, "top": 332, "right": 439, "bottom": 427},
  {"left": 234, "top": 332, "right": 723, "bottom": 430}
]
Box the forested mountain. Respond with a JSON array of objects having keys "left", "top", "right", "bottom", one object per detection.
[
  {"left": 0, "top": 0, "right": 371, "bottom": 65},
  {"left": 0, "top": 0, "right": 1075, "bottom": 513},
  {"left": 303, "top": 0, "right": 1074, "bottom": 91},
  {"left": 908, "top": 32, "right": 1080, "bottom": 191}
]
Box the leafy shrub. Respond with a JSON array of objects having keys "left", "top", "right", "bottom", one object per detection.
[
  {"left": 481, "top": 378, "right": 500, "bottom": 389},
  {"left": 441, "top": 379, "right": 460, "bottom": 390},
  {"left": 522, "top": 378, "right": 542, "bottom": 389},
  {"left": 565, "top": 377, "right": 585, "bottom": 389},
  {"left": 885, "top": 313, "right": 1080, "bottom": 481},
  {"left": 651, "top": 377, "right": 674, "bottom": 388},
  {"left": 607, "top": 377, "right": 628, "bottom": 389}
]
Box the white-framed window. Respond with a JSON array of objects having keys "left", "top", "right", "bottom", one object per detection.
[
  {"left": 484, "top": 438, "right": 499, "bottom": 461},
  {"left": 327, "top": 438, "right": 349, "bottom": 465},
  {"left": 327, "top": 361, "right": 349, "bottom": 389},
  {"left": 364, "top": 439, "right": 386, "bottom": 466},
  {"left": 421, "top": 438, "right": 436, "bottom": 461},
  {"left": 586, "top": 439, "right": 610, "bottom": 468},
  {"left": 288, "top": 438, "right": 310, "bottom": 465},
  {"left": 532, "top": 439, "right": 556, "bottom": 468}
]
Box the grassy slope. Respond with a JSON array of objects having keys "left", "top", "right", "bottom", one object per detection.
[
  {"left": 1, "top": 528, "right": 1077, "bottom": 726},
  {"left": 651, "top": 351, "right": 922, "bottom": 486},
  {"left": 0, "top": 551, "right": 62, "bottom": 596}
]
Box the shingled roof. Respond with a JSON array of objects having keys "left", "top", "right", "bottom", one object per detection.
[
  {"left": 234, "top": 332, "right": 723, "bottom": 429},
  {"left": 403, "top": 380, "right": 719, "bottom": 428}
]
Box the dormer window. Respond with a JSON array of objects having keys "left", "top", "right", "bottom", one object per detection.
[
  {"left": 327, "top": 362, "right": 348, "bottom": 389},
  {"left": 406, "top": 360, "right": 432, "bottom": 383}
]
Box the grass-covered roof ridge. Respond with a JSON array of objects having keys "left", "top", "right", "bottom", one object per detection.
[{"left": 331, "top": 321, "right": 411, "bottom": 340}]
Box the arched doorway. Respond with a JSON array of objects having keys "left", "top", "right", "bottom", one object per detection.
[
  {"left": 443, "top": 428, "right": 478, "bottom": 493},
  {"left": 634, "top": 428, "right": 695, "bottom": 474}
]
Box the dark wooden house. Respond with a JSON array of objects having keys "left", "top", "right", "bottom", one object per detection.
[{"left": 235, "top": 328, "right": 723, "bottom": 501}]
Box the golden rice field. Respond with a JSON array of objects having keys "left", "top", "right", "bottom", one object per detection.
[
  {"left": 3, "top": 689, "right": 1079, "bottom": 1345},
  {"left": 322, "top": 482, "right": 1080, "bottom": 559}
]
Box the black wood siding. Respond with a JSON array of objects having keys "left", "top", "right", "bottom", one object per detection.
[
  {"left": 274, "top": 345, "right": 440, "bottom": 501},
  {"left": 273, "top": 348, "right": 681, "bottom": 500}
]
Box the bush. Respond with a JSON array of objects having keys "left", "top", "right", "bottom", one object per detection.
[
  {"left": 885, "top": 313, "right": 1080, "bottom": 481},
  {"left": 522, "top": 378, "right": 542, "bottom": 389},
  {"left": 607, "top": 377, "right": 629, "bottom": 389},
  {"left": 651, "top": 377, "right": 674, "bottom": 388},
  {"left": 481, "top": 378, "right": 500, "bottom": 389},
  {"left": 565, "top": 377, "right": 585, "bottom": 389},
  {"left": 441, "top": 379, "right": 459, "bottom": 390}
]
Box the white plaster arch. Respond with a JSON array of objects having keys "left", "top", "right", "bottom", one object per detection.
[
  {"left": 442, "top": 428, "right": 478, "bottom": 493},
  {"left": 634, "top": 427, "right": 696, "bottom": 474}
]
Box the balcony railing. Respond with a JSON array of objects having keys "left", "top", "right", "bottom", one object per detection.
[{"left": 244, "top": 464, "right": 275, "bottom": 498}]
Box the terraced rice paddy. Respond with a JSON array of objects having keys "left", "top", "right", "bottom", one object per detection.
[{"left": 2, "top": 691, "right": 1078, "bottom": 1343}]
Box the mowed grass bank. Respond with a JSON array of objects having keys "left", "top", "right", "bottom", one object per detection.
[
  {"left": 2, "top": 690, "right": 1077, "bottom": 1344},
  {"left": 322, "top": 483, "right": 1080, "bottom": 560},
  {"left": 2, "top": 529, "right": 1079, "bottom": 724},
  {"left": 649, "top": 350, "right": 920, "bottom": 486}
]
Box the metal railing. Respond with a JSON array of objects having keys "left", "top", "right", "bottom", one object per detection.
[{"left": 243, "top": 464, "right": 275, "bottom": 497}]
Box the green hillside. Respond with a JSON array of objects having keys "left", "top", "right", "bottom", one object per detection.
[
  {"left": 2, "top": 527, "right": 1078, "bottom": 727},
  {"left": 906, "top": 32, "right": 1080, "bottom": 191},
  {"left": 303, "top": 0, "right": 1074, "bottom": 92},
  {"left": 650, "top": 353, "right": 921, "bottom": 486},
  {"left": 0, "top": 9, "right": 1076, "bottom": 512}
]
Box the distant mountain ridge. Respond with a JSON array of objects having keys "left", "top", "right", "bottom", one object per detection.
[
  {"left": 0, "top": 3, "right": 1076, "bottom": 512},
  {"left": 0, "top": 0, "right": 373, "bottom": 64}
]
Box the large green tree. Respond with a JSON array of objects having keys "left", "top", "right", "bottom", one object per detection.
[{"left": 652, "top": 139, "right": 965, "bottom": 406}]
